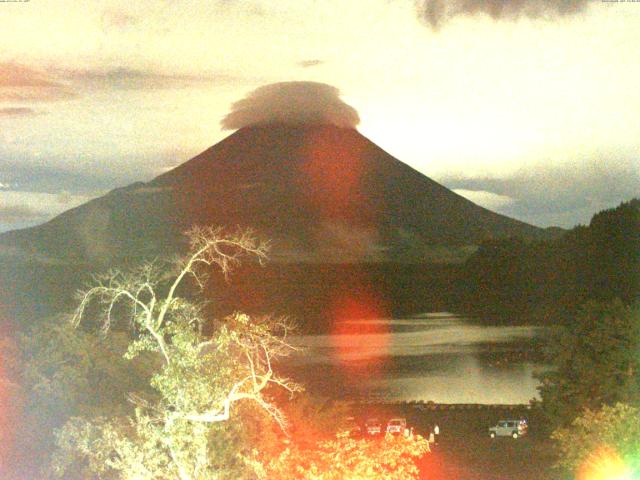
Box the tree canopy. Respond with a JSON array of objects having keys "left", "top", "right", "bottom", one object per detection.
[
  {"left": 552, "top": 403, "right": 640, "bottom": 479},
  {"left": 52, "top": 227, "right": 302, "bottom": 479},
  {"left": 536, "top": 300, "right": 640, "bottom": 428}
]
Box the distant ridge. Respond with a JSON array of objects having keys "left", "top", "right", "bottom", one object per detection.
[{"left": 0, "top": 124, "right": 554, "bottom": 265}]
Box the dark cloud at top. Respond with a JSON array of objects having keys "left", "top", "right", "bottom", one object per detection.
[
  {"left": 221, "top": 81, "right": 360, "bottom": 130},
  {"left": 418, "top": 0, "right": 590, "bottom": 29},
  {"left": 298, "top": 59, "right": 325, "bottom": 68},
  {"left": 440, "top": 159, "right": 640, "bottom": 227}
]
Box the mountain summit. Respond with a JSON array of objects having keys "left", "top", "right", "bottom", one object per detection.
[{"left": 0, "top": 124, "right": 549, "bottom": 265}]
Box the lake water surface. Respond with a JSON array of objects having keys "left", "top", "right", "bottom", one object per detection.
[{"left": 287, "top": 312, "right": 546, "bottom": 404}]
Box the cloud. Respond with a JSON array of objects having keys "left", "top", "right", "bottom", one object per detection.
[
  {"left": 100, "top": 9, "right": 141, "bottom": 32},
  {"left": 0, "top": 150, "right": 173, "bottom": 233},
  {"left": 452, "top": 189, "right": 515, "bottom": 210},
  {"left": 0, "top": 62, "right": 76, "bottom": 102},
  {"left": 440, "top": 158, "right": 640, "bottom": 227},
  {"left": 298, "top": 59, "right": 325, "bottom": 68},
  {"left": 0, "top": 61, "right": 249, "bottom": 103},
  {"left": 0, "top": 190, "right": 91, "bottom": 229},
  {"left": 0, "top": 62, "right": 58, "bottom": 88},
  {"left": 0, "top": 107, "right": 40, "bottom": 117},
  {"left": 0, "top": 90, "right": 75, "bottom": 102},
  {"left": 221, "top": 81, "right": 360, "bottom": 130},
  {"left": 0, "top": 159, "right": 143, "bottom": 196},
  {"left": 417, "top": 0, "right": 590, "bottom": 29},
  {"left": 61, "top": 66, "right": 250, "bottom": 91},
  {"left": 0, "top": 205, "right": 42, "bottom": 224},
  {"left": 212, "top": 0, "right": 268, "bottom": 16}
]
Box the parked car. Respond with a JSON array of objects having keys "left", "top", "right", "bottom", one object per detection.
[
  {"left": 386, "top": 418, "right": 407, "bottom": 435},
  {"left": 489, "top": 419, "right": 528, "bottom": 439},
  {"left": 341, "top": 416, "right": 362, "bottom": 438},
  {"left": 365, "top": 418, "right": 382, "bottom": 435}
]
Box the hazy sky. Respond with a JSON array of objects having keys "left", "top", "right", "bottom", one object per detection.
[{"left": 0, "top": 0, "right": 639, "bottom": 232}]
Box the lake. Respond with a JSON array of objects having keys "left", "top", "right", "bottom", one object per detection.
[{"left": 286, "top": 312, "right": 547, "bottom": 404}]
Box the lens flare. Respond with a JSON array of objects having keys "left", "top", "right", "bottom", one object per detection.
[
  {"left": 299, "top": 125, "right": 393, "bottom": 375},
  {"left": 329, "top": 282, "right": 391, "bottom": 376},
  {"left": 577, "top": 446, "right": 634, "bottom": 480},
  {"left": 299, "top": 126, "right": 368, "bottom": 222}
]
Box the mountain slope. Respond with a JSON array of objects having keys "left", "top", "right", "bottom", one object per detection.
[{"left": 0, "top": 124, "right": 551, "bottom": 265}]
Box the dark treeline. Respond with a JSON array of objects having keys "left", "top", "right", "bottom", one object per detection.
[
  {"left": 1, "top": 260, "right": 462, "bottom": 335},
  {"left": 204, "top": 262, "right": 462, "bottom": 333},
  {"left": 457, "top": 198, "right": 639, "bottom": 324},
  {"left": 2, "top": 199, "right": 637, "bottom": 334}
]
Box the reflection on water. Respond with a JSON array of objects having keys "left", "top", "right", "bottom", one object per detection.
[{"left": 286, "top": 312, "right": 546, "bottom": 404}]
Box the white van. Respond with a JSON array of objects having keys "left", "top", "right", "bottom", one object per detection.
[{"left": 489, "top": 419, "right": 528, "bottom": 439}]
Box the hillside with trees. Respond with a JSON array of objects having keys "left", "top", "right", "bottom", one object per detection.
[{"left": 457, "top": 198, "right": 639, "bottom": 324}]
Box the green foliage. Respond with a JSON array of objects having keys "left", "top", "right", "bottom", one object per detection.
[
  {"left": 552, "top": 403, "right": 640, "bottom": 478},
  {"left": 536, "top": 300, "right": 640, "bottom": 428},
  {"left": 52, "top": 408, "right": 269, "bottom": 479},
  {"left": 266, "top": 432, "right": 430, "bottom": 479},
  {"left": 2, "top": 317, "right": 148, "bottom": 477},
  {"left": 20, "top": 318, "right": 147, "bottom": 421}
]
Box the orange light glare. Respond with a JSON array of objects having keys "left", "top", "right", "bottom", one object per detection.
[
  {"left": 577, "top": 446, "right": 633, "bottom": 480},
  {"left": 329, "top": 284, "right": 390, "bottom": 376},
  {"left": 300, "top": 127, "right": 367, "bottom": 221}
]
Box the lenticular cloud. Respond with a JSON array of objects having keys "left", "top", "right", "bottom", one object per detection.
[
  {"left": 221, "top": 81, "right": 360, "bottom": 130},
  {"left": 419, "top": 0, "right": 590, "bottom": 29}
]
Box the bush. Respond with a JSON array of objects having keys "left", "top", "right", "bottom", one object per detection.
[{"left": 552, "top": 403, "right": 640, "bottom": 479}]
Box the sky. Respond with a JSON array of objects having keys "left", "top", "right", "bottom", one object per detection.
[{"left": 0, "top": 0, "right": 639, "bottom": 232}]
